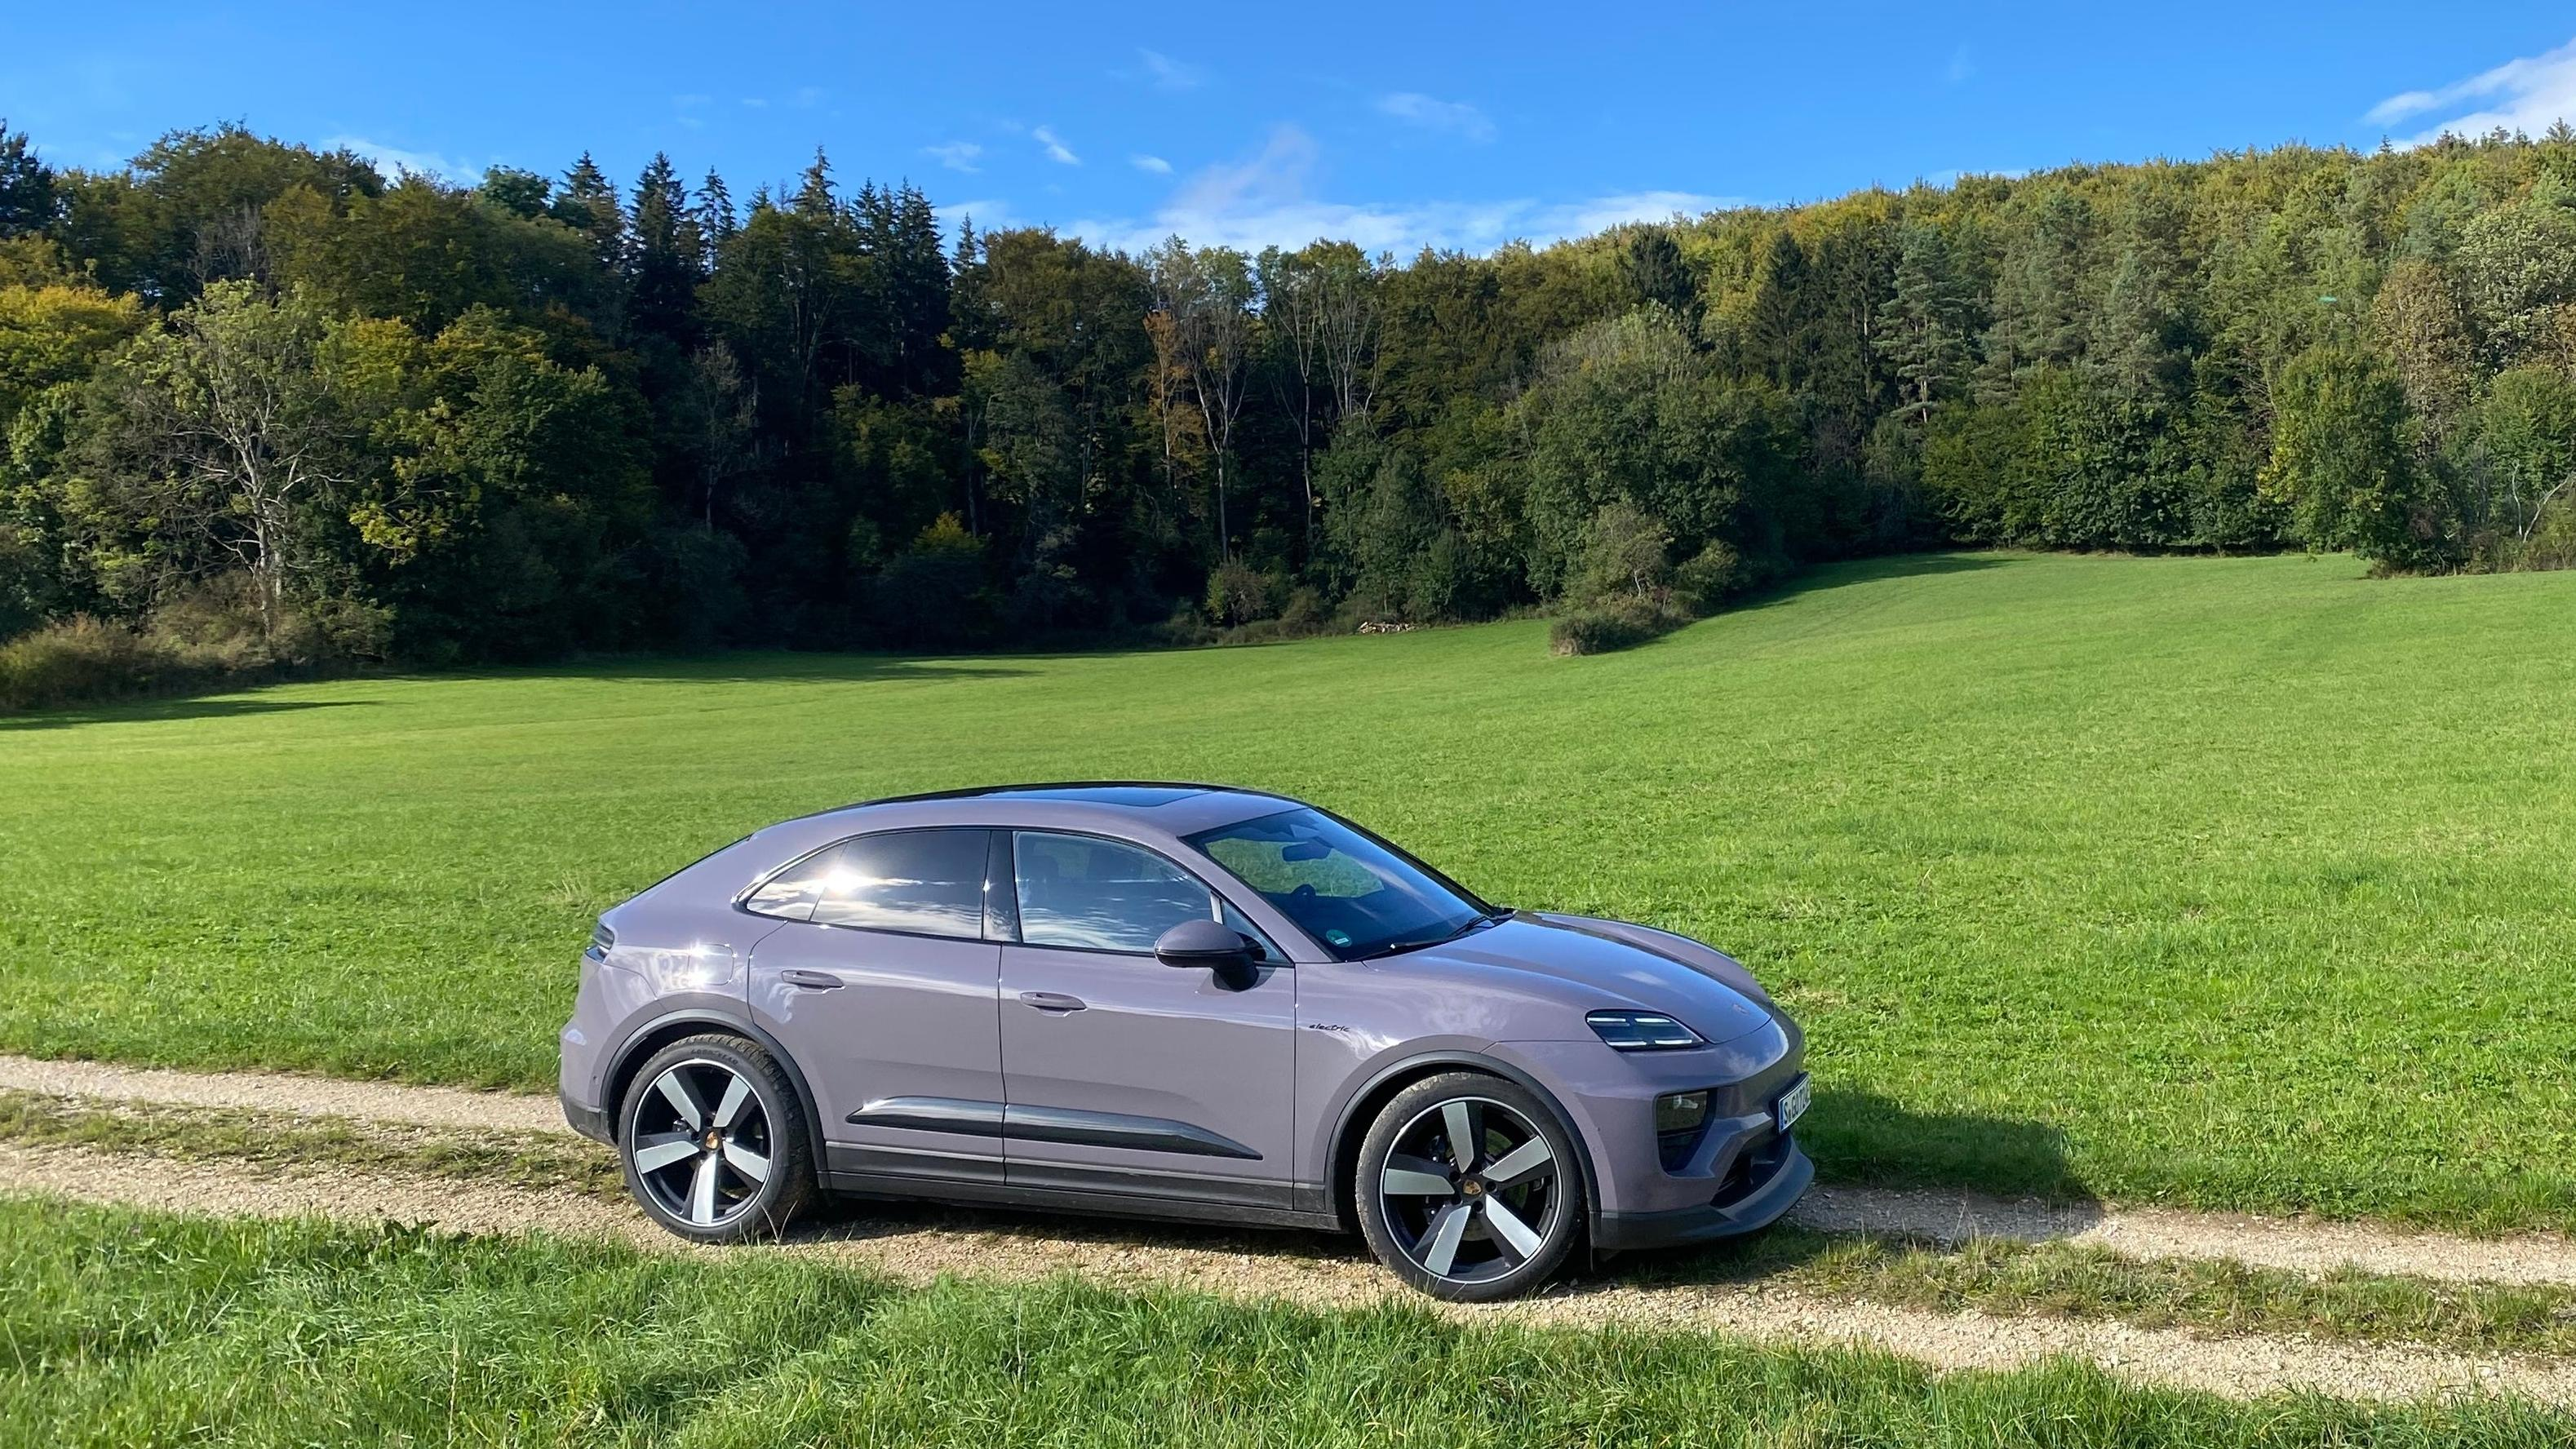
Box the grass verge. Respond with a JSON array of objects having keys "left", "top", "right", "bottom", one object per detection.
[{"left": 5, "top": 1195, "right": 2574, "bottom": 1447}]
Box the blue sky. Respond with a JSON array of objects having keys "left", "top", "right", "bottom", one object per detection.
[{"left": 7, "top": 3, "right": 2576, "bottom": 255}]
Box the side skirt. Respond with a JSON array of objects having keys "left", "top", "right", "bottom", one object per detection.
[{"left": 821, "top": 1143, "right": 1340, "bottom": 1233}]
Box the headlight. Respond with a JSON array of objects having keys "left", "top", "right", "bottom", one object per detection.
[{"left": 1586, "top": 1010, "right": 1702, "bottom": 1051}]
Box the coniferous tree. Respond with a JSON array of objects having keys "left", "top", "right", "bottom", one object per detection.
[
  {"left": 553, "top": 153, "right": 626, "bottom": 276},
  {"left": 628, "top": 153, "right": 702, "bottom": 344},
  {"left": 1982, "top": 186, "right": 2094, "bottom": 396},
  {"left": 0, "top": 122, "right": 56, "bottom": 236},
  {"left": 694, "top": 169, "right": 737, "bottom": 255},
  {"left": 1876, "top": 222, "right": 1977, "bottom": 424}
]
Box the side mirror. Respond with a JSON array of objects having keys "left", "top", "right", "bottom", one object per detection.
[{"left": 1155, "top": 918, "right": 1253, "bottom": 972}]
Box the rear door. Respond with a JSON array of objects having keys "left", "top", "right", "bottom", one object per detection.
[
  {"left": 996, "top": 830, "right": 1295, "bottom": 1210},
  {"left": 743, "top": 828, "right": 1007, "bottom": 1186}
]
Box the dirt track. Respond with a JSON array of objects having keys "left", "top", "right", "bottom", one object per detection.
[{"left": 8, "top": 1052, "right": 2572, "bottom": 1287}]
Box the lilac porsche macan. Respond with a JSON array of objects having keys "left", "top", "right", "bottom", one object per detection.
[{"left": 559, "top": 784, "right": 1811, "bottom": 1301}]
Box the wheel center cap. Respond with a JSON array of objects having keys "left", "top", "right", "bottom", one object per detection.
[
  {"left": 703, "top": 1131, "right": 722, "bottom": 1150},
  {"left": 1460, "top": 1178, "right": 1484, "bottom": 1197}
]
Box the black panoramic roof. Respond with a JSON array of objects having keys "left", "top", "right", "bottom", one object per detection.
[
  {"left": 858, "top": 781, "right": 1286, "bottom": 812},
  {"left": 981, "top": 784, "right": 1208, "bottom": 807}
]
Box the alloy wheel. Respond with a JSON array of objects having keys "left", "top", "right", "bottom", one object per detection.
[
  {"left": 627, "top": 1057, "right": 775, "bottom": 1229},
  {"left": 1377, "top": 1095, "right": 1563, "bottom": 1284}
]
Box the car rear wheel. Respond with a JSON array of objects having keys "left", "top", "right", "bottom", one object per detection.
[
  {"left": 618, "top": 1033, "right": 814, "bottom": 1243},
  {"left": 1355, "top": 1071, "right": 1582, "bottom": 1301}
]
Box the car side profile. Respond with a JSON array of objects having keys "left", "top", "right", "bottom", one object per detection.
[{"left": 559, "top": 783, "right": 1811, "bottom": 1301}]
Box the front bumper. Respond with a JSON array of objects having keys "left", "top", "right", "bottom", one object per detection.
[{"left": 1593, "top": 1137, "right": 1813, "bottom": 1250}]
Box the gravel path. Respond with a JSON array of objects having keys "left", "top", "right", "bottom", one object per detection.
[
  {"left": 10, "top": 1051, "right": 2576, "bottom": 1288},
  {"left": 4, "top": 1141, "right": 2570, "bottom": 1406},
  {"left": 0, "top": 1054, "right": 570, "bottom": 1137},
  {"left": 1795, "top": 1185, "right": 2576, "bottom": 1288}
]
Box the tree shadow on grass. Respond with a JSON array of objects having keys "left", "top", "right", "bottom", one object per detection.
[
  {"left": 0, "top": 698, "right": 374, "bottom": 733},
  {"left": 1593, "top": 1087, "right": 2097, "bottom": 1292},
  {"left": 1798, "top": 1085, "right": 2083, "bottom": 1202},
  {"left": 1727, "top": 551, "right": 2015, "bottom": 616},
  {"left": 423, "top": 653, "right": 1037, "bottom": 689}
]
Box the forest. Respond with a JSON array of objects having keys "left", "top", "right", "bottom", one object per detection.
[{"left": 2, "top": 119, "right": 2574, "bottom": 698}]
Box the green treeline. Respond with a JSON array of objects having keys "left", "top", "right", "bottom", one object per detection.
[{"left": 2, "top": 121, "right": 2574, "bottom": 686}]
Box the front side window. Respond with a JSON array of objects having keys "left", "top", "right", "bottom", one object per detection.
[
  {"left": 1013, "top": 831, "right": 1216, "bottom": 953},
  {"left": 743, "top": 829, "right": 989, "bottom": 940},
  {"left": 1187, "top": 809, "right": 1486, "bottom": 960}
]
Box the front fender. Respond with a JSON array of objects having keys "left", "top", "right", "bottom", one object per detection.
[{"left": 1309, "top": 1042, "right": 1602, "bottom": 1230}]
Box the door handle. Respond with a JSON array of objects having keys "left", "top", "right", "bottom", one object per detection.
[
  {"left": 779, "top": 968, "right": 845, "bottom": 990},
  {"left": 1018, "top": 990, "right": 1086, "bottom": 1013}
]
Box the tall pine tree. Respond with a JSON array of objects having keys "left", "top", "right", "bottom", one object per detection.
[{"left": 628, "top": 153, "right": 703, "bottom": 344}]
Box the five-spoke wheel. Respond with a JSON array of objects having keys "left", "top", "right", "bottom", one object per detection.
[
  {"left": 1356, "top": 1072, "right": 1581, "bottom": 1301},
  {"left": 618, "top": 1034, "right": 812, "bottom": 1242}
]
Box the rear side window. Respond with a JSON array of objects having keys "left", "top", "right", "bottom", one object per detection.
[
  {"left": 743, "top": 829, "right": 990, "bottom": 940},
  {"left": 1013, "top": 831, "right": 1215, "bottom": 954}
]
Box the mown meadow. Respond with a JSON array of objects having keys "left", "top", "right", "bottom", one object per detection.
[
  {"left": 4, "top": 1199, "right": 2572, "bottom": 1447},
  {"left": 5, "top": 551, "right": 2574, "bottom": 1229}
]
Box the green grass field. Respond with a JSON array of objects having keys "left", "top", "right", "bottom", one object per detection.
[
  {"left": 7, "top": 552, "right": 2576, "bottom": 1228},
  {"left": 3, "top": 1198, "right": 2567, "bottom": 1447}
]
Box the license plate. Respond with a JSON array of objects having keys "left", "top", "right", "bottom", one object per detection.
[{"left": 1776, "top": 1076, "right": 1811, "bottom": 1133}]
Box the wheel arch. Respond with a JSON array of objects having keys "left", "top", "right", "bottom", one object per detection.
[
  {"left": 1323, "top": 1050, "right": 1599, "bottom": 1234},
  {"left": 602, "top": 1008, "right": 827, "bottom": 1170}
]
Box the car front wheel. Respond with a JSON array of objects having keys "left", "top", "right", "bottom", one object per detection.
[
  {"left": 618, "top": 1033, "right": 814, "bottom": 1243},
  {"left": 1355, "top": 1071, "right": 1583, "bottom": 1301}
]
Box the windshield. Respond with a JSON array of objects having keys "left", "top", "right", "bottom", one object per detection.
[{"left": 1186, "top": 808, "right": 1488, "bottom": 960}]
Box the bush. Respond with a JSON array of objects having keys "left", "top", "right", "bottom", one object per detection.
[
  {"left": 0, "top": 574, "right": 389, "bottom": 712},
  {"left": 1202, "top": 560, "right": 1275, "bottom": 627},
  {"left": 1278, "top": 586, "right": 1328, "bottom": 631},
  {"left": 871, "top": 513, "right": 991, "bottom": 648},
  {"left": 1548, "top": 596, "right": 1680, "bottom": 657},
  {"left": 1566, "top": 502, "right": 1672, "bottom": 608},
  {"left": 0, "top": 615, "right": 182, "bottom": 711},
  {"left": 1670, "top": 540, "right": 1743, "bottom": 612}
]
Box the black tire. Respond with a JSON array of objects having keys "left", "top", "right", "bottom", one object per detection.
[
  {"left": 617, "top": 1032, "right": 815, "bottom": 1243},
  {"left": 1354, "top": 1071, "right": 1585, "bottom": 1301}
]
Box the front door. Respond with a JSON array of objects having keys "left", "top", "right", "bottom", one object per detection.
[
  {"left": 997, "top": 830, "right": 1295, "bottom": 1208},
  {"left": 744, "top": 827, "right": 1006, "bottom": 1186}
]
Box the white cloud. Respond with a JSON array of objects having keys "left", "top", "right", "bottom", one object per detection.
[
  {"left": 1130, "top": 153, "right": 1173, "bottom": 175},
  {"left": 1138, "top": 49, "right": 1208, "bottom": 90},
  {"left": 2368, "top": 35, "right": 2576, "bottom": 144},
  {"left": 1533, "top": 190, "right": 1740, "bottom": 239},
  {"left": 1377, "top": 91, "right": 1496, "bottom": 143},
  {"left": 924, "top": 141, "right": 984, "bottom": 173},
  {"left": 1067, "top": 125, "right": 1736, "bottom": 257},
  {"left": 935, "top": 197, "right": 1015, "bottom": 241},
  {"left": 1033, "top": 125, "right": 1080, "bottom": 165},
  {"left": 326, "top": 135, "right": 470, "bottom": 181}
]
